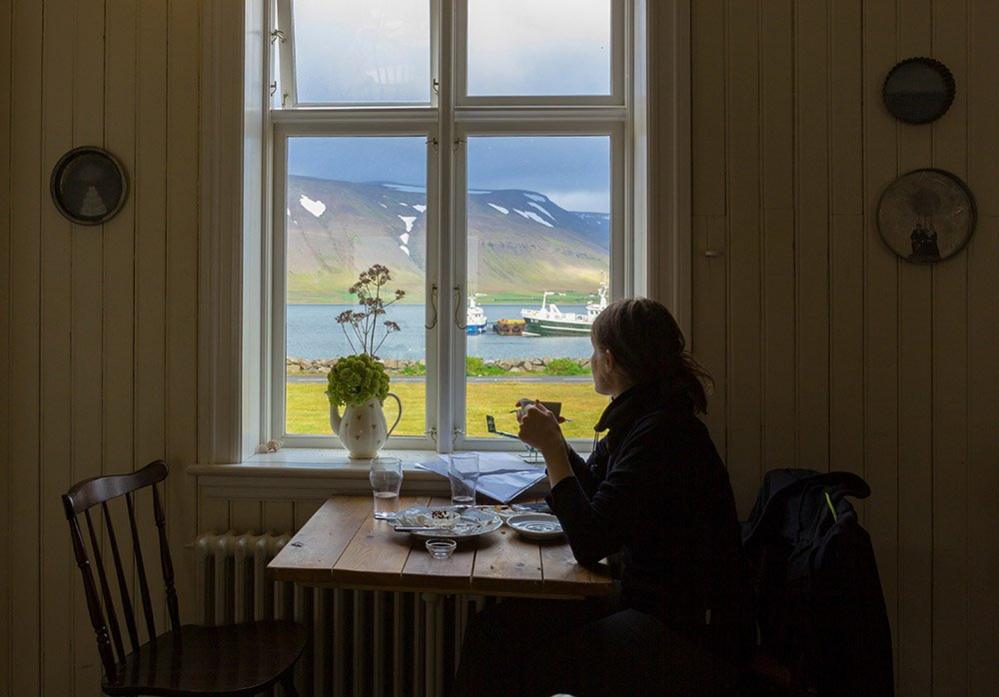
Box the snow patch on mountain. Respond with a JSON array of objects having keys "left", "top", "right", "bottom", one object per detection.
[
  {"left": 524, "top": 193, "right": 547, "bottom": 202},
  {"left": 399, "top": 232, "right": 410, "bottom": 244},
  {"left": 513, "top": 209, "right": 554, "bottom": 228},
  {"left": 399, "top": 244, "right": 410, "bottom": 256},
  {"left": 412, "top": 204, "right": 426, "bottom": 213},
  {"left": 527, "top": 201, "right": 555, "bottom": 219},
  {"left": 488, "top": 203, "right": 509, "bottom": 215},
  {"left": 382, "top": 183, "right": 426, "bottom": 193},
  {"left": 398, "top": 215, "right": 417, "bottom": 233},
  {"left": 299, "top": 194, "right": 326, "bottom": 218}
]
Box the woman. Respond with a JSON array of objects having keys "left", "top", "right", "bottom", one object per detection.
[{"left": 452, "top": 298, "right": 753, "bottom": 697}]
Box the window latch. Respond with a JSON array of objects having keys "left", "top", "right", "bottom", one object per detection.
[
  {"left": 427, "top": 137, "right": 439, "bottom": 152},
  {"left": 426, "top": 427, "right": 438, "bottom": 443},
  {"left": 269, "top": 81, "right": 277, "bottom": 97},
  {"left": 270, "top": 29, "right": 286, "bottom": 44},
  {"left": 432, "top": 78, "right": 440, "bottom": 95},
  {"left": 452, "top": 137, "right": 464, "bottom": 152},
  {"left": 453, "top": 286, "right": 467, "bottom": 330},
  {"left": 425, "top": 283, "right": 439, "bottom": 329},
  {"left": 452, "top": 428, "right": 464, "bottom": 447}
]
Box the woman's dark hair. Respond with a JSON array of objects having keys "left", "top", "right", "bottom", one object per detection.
[{"left": 591, "top": 297, "right": 713, "bottom": 413}]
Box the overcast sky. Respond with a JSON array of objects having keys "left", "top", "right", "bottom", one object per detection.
[{"left": 287, "top": 0, "right": 611, "bottom": 213}]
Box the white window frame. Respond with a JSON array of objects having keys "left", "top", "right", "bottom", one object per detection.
[
  {"left": 270, "top": 118, "right": 442, "bottom": 450},
  {"left": 265, "top": 0, "right": 642, "bottom": 453}
]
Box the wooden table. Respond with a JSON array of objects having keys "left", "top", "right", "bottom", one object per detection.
[{"left": 268, "top": 495, "right": 613, "bottom": 598}]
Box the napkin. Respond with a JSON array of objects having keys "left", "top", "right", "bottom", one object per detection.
[{"left": 416, "top": 452, "right": 547, "bottom": 504}]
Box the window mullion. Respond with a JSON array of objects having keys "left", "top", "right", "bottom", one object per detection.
[{"left": 434, "top": 0, "right": 456, "bottom": 453}]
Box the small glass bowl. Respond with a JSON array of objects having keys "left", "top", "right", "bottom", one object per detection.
[{"left": 425, "top": 538, "right": 457, "bottom": 559}]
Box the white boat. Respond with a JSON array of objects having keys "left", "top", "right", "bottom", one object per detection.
[
  {"left": 466, "top": 295, "right": 488, "bottom": 335},
  {"left": 521, "top": 281, "right": 608, "bottom": 336}
]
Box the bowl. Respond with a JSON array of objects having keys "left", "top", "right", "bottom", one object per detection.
[
  {"left": 425, "top": 538, "right": 458, "bottom": 559},
  {"left": 505, "top": 513, "right": 564, "bottom": 541}
]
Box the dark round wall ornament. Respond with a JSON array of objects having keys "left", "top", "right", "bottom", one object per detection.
[
  {"left": 877, "top": 169, "right": 975, "bottom": 264},
  {"left": 882, "top": 57, "right": 955, "bottom": 124},
  {"left": 50, "top": 146, "right": 128, "bottom": 225}
]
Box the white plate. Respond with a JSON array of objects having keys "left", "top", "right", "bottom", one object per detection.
[
  {"left": 505, "top": 513, "right": 564, "bottom": 541},
  {"left": 394, "top": 506, "right": 503, "bottom": 540}
]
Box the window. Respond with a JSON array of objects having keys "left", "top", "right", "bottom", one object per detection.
[{"left": 269, "top": 0, "right": 637, "bottom": 451}]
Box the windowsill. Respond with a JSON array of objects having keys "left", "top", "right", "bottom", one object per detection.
[
  {"left": 188, "top": 448, "right": 589, "bottom": 480},
  {"left": 188, "top": 449, "right": 450, "bottom": 479}
]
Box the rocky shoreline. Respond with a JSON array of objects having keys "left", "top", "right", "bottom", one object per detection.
[{"left": 286, "top": 356, "right": 591, "bottom": 375}]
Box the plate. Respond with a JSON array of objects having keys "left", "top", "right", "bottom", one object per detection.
[
  {"left": 475, "top": 504, "right": 518, "bottom": 520},
  {"left": 394, "top": 506, "right": 503, "bottom": 540},
  {"left": 505, "top": 513, "right": 564, "bottom": 541}
]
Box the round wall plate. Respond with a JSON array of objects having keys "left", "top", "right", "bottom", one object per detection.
[
  {"left": 882, "top": 57, "right": 955, "bottom": 124},
  {"left": 50, "top": 146, "right": 128, "bottom": 225},
  {"left": 876, "top": 168, "right": 975, "bottom": 264}
]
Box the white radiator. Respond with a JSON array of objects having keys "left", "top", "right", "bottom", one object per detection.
[{"left": 195, "top": 531, "right": 492, "bottom": 697}]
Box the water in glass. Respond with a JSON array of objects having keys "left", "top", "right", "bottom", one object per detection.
[
  {"left": 448, "top": 453, "right": 480, "bottom": 508},
  {"left": 370, "top": 457, "right": 403, "bottom": 519}
]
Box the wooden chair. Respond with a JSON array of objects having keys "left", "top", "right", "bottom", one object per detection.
[{"left": 63, "top": 460, "right": 307, "bottom": 696}]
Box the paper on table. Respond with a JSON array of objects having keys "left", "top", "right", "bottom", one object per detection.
[{"left": 416, "top": 452, "right": 548, "bottom": 504}]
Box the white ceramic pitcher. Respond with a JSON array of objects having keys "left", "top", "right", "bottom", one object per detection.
[{"left": 329, "top": 394, "right": 403, "bottom": 459}]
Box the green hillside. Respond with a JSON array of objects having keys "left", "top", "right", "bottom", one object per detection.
[{"left": 286, "top": 177, "right": 610, "bottom": 304}]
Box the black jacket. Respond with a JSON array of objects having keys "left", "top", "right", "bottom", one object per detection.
[
  {"left": 547, "top": 383, "right": 753, "bottom": 636},
  {"left": 742, "top": 468, "right": 894, "bottom": 697}
]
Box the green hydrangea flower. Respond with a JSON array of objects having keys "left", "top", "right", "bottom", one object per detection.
[{"left": 325, "top": 354, "right": 390, "bottom": 407}]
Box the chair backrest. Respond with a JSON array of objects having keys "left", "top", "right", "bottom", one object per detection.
[{"left": 62, "top": 460, "right": 180, "bottom": 682}]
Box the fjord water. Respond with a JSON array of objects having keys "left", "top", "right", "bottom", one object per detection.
[{"left": 287, "top": 304, "right": 593, "bottom": 361}]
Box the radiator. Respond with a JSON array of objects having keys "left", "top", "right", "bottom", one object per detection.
[{"left": 195, "top": 531, "right": 492, "bottom": 697}]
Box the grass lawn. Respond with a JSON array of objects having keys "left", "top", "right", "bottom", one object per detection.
[{"left": 286, "top": 380, "right": 609, "bottom": 439}]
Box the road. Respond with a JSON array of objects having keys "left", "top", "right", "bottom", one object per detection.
[{"left": 287, "top": 375, "right": 594, "bottom": 384}]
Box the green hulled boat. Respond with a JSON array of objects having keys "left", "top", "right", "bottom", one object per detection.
[{"left": 520, "top": 282, "right": 608, "bottom": 336}]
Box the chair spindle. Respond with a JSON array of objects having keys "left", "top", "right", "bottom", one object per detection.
[
  {"left": 152, "top": 483, "right": 181, "bottom": 630},
  {"left": 84, "top": 509, "right": 127, "bottom": 663},
  {"left": 103, "top": 501, "right": 141, "bottom": 653},
  {"left": 65, "top": 506, "right": 118, "bottom": 682},
  {"left": 126, "top": 492, "right": 157, "bottom": 640}
]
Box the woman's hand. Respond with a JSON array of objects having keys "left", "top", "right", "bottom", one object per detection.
[{"left": 516, "top": 399, "right": 565, "bottom": 455}]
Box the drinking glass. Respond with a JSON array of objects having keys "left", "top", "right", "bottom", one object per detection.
[
  {"left": 370, "top": 457, "right": 403, "bottom": 520},
  {"left": 448, "top": 452, "right": 480, "bottom": 508}
]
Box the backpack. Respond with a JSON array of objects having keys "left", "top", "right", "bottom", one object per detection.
[{"left": 741, "top": 469, "right": 894, "bottom": 697}]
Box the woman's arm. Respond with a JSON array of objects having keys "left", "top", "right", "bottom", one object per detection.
[
  {"left": 543, "top": 429, "right": 655, "bottom": 566},
  {"left": 565, "top": 442, "right": 600, "bottom": 498}
]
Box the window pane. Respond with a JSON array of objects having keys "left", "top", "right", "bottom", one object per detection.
[
  {"left": 293, "top": 0, "right": 431, "bottom": 104},
  {"left": 285, "top": 137, "right": 427, "bottom": 437},
  {"left": 467, "top": 0, "right": 611, "bottom": 96},
  {"left": 464, "top": 136, "right": 611, "bottom": 440}
]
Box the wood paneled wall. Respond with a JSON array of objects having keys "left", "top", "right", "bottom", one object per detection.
[
  {"left": 690, "top": 1, "right": 999, "bottom": 695},
  {"left": 0, "top": 1, "right": 201, "bottom": 695},
  {"left": 3, "top": 1, "right": 998, "bottom": 696}
]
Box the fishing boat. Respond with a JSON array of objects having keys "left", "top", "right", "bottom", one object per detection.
[
  {"left": 466, "top": 295, "right": 489, "bottom": 335},
  {"left": 520, "top": 281, "right": 608, "bottom": 336}
]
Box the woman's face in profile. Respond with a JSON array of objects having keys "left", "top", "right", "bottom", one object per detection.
[{"left": 590, "top": 337, "right": 613, "bottom": 396}]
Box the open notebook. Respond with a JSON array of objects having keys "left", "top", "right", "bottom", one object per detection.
[{"left": 416, "top": 452, "right": 548, "bottom": 504}]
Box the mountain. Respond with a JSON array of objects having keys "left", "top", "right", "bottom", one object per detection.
[{"left": 286, "top": 175, "right": 610, "bottom": 303}]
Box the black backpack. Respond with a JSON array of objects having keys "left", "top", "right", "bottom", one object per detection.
[{"left": 741, "top": 469, "right": 894, "bottom": 697}]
